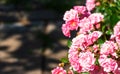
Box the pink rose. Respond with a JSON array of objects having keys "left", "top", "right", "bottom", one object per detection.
[
  {"left": 100, "top": 41, "right": 118, "bottom": 57},
  {"left": 65, "top": 18, "right": 79, "bottom": 30},
  {"left": 71, "top": 62, "right": 82, "bottom": 73},
  {"left": 90, "top": 66, "right": 108, "bottom": 74},
  {"left": 88, "top": 13, "right": 104, "bottom": 25},
  {"left": 114, "top": 21, "right": 120, "bottom": 36},
  {"left": 68, "top": 46, "right": 82, "bottom": 73},
  {"left": 72, "top": 34, "right": 88, "bottom": 50},
  {"left": 86, "top": 0, "right": 96, "bottom": 11},
  {"left": 98, "top": 55, "right": 108, "bottom": 65},
  {"left": 114, "top": 21, "right": 120, "bottom": 47},
  {"left": 63, "top": 9, "right": 78, "bottom": 22},
  {"left": 72, "top": 31, "right": 102, "bottom": 51},
  {"left": 99, "top": 56, "right": 118, "bottom": 72},
  {"left": 79, "top": 17, "right": 94, "bottom": 34},
  {"left": 62, "top": 16, "right": 79, "bottom": 37},
  {"left": 113, "top": 60, "right": 120, "bottom": 74},
  {"left": 79, "top": 51, "right": 95, "bottom": 72},
  {"left": 115, "top": 36, "right": 120, "bottom": 47},
  {"left": 51, "top": 67, "right": 66, "bottom": 74},
  {"left": 73, "top": 6, "right": 90, "bottom": 19},
  {"left": 78, "top": 13, "right": 104, "bottom": 34},
  {"left": 73, "top": 6, "right": 87, "bottom": 14},
  {"left": 61, "top": 23, "right": 70, "bottom": 37},
  {"left": 113, "top": 67, "right": 120, "bottom": 74},
  {"left": 88, "top": 31, "right": 102, "bottom": 45}
]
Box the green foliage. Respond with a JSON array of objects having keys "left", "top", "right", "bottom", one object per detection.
[
  {"left": 73, "top": 71, "right": 79, "bottom": 74},
  {"left": 105, "top": 30, "right": 112, "bottom": 35},
  {"left": 81, "top": 72, "right": 89, "bottom": 74},
  {"left": 95, "top": 57, "right": 100, "bottom": 65},
  {"left": 67, "top": 39, "right": 72, "bottom": 48},
  {"left": 95, "top": 0, "right": 120, "bottom": 28},
  {"left": 95, "top": 0, "right": 120, "bottom": 42},
  {"left": 61, "top": 57, "right": 69, "bottom": 64},
  {"left": 97, "top": 38, "right": 104, "bottom": 45}
]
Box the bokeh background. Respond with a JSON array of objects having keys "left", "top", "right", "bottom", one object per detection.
[{"left": 0, "top": 0, "right": 84, "bottom": 74}]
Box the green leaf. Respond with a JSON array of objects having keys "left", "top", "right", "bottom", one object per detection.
[
  {"left": 81, "top": 72, "right": 89, "bottom": 74},
  {"left": 95, "top": 58, "right": 100, "bottom": 65},
  {"left": 105, "top": 30, "right": 112, "bottom": 35},
  {"left": 61, "top": 58, "right": 69, "bottom": 63},
  {"left": 110, "top": 3, "right": 116, "bottom": 7},
  {"left": 97, "top": 39, "right": 104, "bottom": 45},
  {"left": 110, "top": 14, "right": 120, "bottom": 27},
  {"left": 74, "top": 71, "right": 79, "bottom": 74},
  {"left": 102, "top": 25, "right": 106, "bottom": 33},
  {"left": 67, "top": 39, "right": 72, "bottom": 48}
]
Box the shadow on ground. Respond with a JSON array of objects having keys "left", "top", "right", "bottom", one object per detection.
[{"left": 0, "top": 20, "right": 68, "bottom": 74}]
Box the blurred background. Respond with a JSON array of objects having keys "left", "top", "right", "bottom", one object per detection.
[{"left": 0, "top": 0, "right": 84, "bottom": 74}]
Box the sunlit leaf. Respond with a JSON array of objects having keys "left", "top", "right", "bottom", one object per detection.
[
  {"left": 67, "top": 39, "right": 72, "bottom": 48},
  {"left": 105, "top": 30, "right": 112, "bottom": 35},
  {"left": 61, "top": 58, "right": 69, "bottom": 63}
]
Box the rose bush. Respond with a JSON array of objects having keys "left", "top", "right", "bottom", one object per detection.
[{"left": 52, "top": 0, "right": 120, "bottom": 74}]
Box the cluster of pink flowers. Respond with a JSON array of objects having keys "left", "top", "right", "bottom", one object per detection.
[
  {"left": 62, "top": 4, "right": 103, "bottom": 37},
  {"left": 51, "top": 0, "right": 120, "bottom": 74},
  {"left": 71, "top": 31, "right": 102, "bottom": 51},
  {"left": 99, "top": 55, "right": 118, "bottom": 73},
  {"left": 51, "top": 67, "right": 66, "bottom": 74}
]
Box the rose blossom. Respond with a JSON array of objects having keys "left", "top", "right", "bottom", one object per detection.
[
  {"left": 62, "top": 11, "right": 79, "bottom": 37},
  {"left": 68, "top": 46, "right": 82, "bottom": 73},
  {"left": 63, "top": 9, "right": 78, "bottom": 22},
  {"left": 72, "top": 31, "right": 102, "bottom": 51},
  {"left": 78, "top": 13, "right": 103, "bottom": 34},
  {"left": 88, "top": 13, "right": 104, "bottom": 25},
  {"left": 115, "top": 36, "right": 120, "bottom": 47},
  {"left": 86, "top": 0, "right": 96, "bottom": 11},
  {"left": 73, "top": 6, "right": 90, "bottom": 18},
  {"left": 111, "top": 21, "right": 120, "bottom": 40},
  {"left": 65, "top": 18, "right": 79, "bottom": 30},
  {"left": 62, "top": 23, "right": 70, "bottom": 37},
  {"left": 79, "top": 17, "right": 94, "bottom": 34},
  {"left": 113, "top": 68, "right": 120, "bottom": 74},
  {"left": 114, "top": 21, "right": 120, "bottom": 36},
  {"left": 90, "top": 66, "right": 108, "bottom": 74},
  {"left": 98, "top": 55, "right": 108, "bottom": 66},
  {"left": 61, "top": 18, "right": 79, "bottom": 37},
  {"left": 88, "top": 31, "right": 102, "bottom": 45},
  {"left": 113, "top": 21, "right": 120, "bottom": 47},
  {"left": 51, "top": 67, "right": 66, "bottom": 74},
  {"left": 68, "top": 31, "right": 102, "bottom": 72},
  {"left": 72, "top": 34, "right": 88, "bottom": 50},
  {"left": 100, "top": 41, "right": 118, "bottom": 57},
  {"left": 73, "top": 6, "right": 87, "bottom": 14},
  {"left": 79, "top": 51, "right": 95, "bottom": 72},
  {"left": 99, "top": 57, "right": 118, "bottom": 72},
  {"left": 113, "top": 61, "right": 120, "bottom": 74}
]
